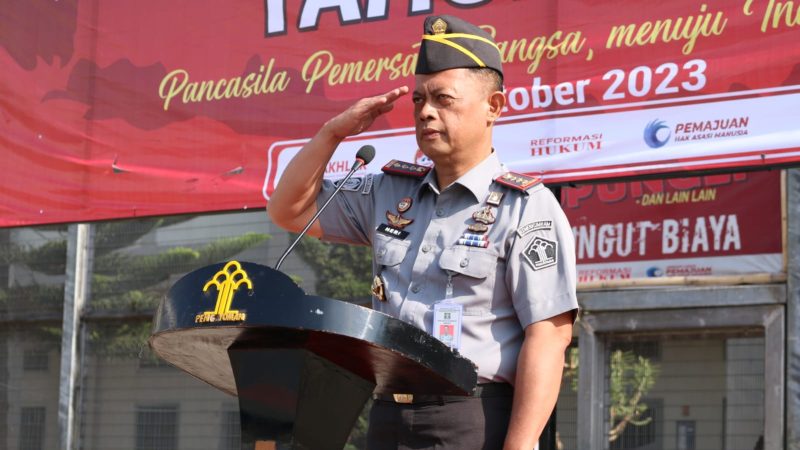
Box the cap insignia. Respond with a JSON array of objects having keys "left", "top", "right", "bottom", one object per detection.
[{"left": 432, "top": 18, "right": 447, "bottom": 35}]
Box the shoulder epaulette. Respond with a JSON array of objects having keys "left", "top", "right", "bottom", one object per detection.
[
  {"left": 493, "top": 172, "right": 541, "bottom": 191},
  {"left": 381, "top": 159, "right": 431, "bottom": 178}
]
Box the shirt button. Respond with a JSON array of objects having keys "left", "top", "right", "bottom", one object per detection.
[
  {"left": 422, "top": 244, "right": 431, "bottom": 253},
  {"left": 460, "top": 258, "right": 469, "bottom": 268},
  {"left": 436, "top": 208, "right": 445, "bottom": 217},
  {"left": 411, "top": 285, "right": 421, "bottom": 293}
]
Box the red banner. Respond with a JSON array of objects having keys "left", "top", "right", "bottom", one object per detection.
[
  {"left": 2, "top": 0, "right": 799, "bottom": 226},
  {"left": 561, "top": 171, "right": 783, "bottom": 282}
]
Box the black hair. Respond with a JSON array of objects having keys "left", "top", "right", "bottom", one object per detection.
[{"left": 468, "top": 67, "right": 504, "bottom": 93}]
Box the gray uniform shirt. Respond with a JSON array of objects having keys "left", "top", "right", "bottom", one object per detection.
[{"left": 317, "top": 152, "right": 578, "bottom": 383}]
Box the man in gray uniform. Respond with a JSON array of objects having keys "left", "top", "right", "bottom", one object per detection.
[{"left": 268, "top": 14, "right": 577, "bottom": 449}]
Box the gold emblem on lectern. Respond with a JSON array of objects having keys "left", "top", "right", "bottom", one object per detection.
[{"left": 195, "top": 261, "right": 252, "bottom": 323}]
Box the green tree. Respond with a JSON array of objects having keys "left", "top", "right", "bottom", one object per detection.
[
  {"left": 0, "top": 219, "right": 272, "bottom": 449},
  {"left": 607, "top": 349, "right": 658, "bottom": 443},
  {"left": 295, "top": 236, "right": 374, "bottom": 448},
  {"left": 560, "top": 347, "right": 659, "bottom": 446},
  {"left": 295, "top": 236, "right": 373, "bottom": 305},
  {"left": 0, "top": 219, "right": 271, "bottom": 357},
  {"left": 0, "top": 226, "right": 69, "bottom": 447}
]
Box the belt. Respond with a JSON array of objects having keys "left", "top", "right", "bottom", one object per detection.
[{"left": 373, "top": 383, "right": 513, "bottom": 404}]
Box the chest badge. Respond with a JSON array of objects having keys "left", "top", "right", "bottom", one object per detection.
[
  {"left": 386, "top": 210, "right": 413, "bottom": 229},
  {"left": 486, "top": 191, "right": 504, "bottom": 206},
  {"left": 371, "top": 275, "right": 387, "bottom": 301},
  {"left": 472, "top": 206, "right": 496, "bottom": 224},
  {"left": 457, "top": 233, "right": 489, "bottom": 248},
  {"left": 397, "top": 197, "right": 413, "bottom": 213},
  {"left": 467, "top": 223, "right": 489, "bottom": 233}
]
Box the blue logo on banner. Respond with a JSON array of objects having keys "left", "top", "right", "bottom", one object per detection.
[
  {"left": 644, "top": 119, "right": 671, "bottom": 148},
  {"left": 646, "top": 267, "right": 663, "bottom": 277}
]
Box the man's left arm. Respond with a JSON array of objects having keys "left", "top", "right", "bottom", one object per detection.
[{"left": 503, "top": 311, "right": 574, "bottom": 450}]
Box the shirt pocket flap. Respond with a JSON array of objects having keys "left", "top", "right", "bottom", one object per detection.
[
  {"left": 439, "top": 246, "right": 498, "bottom": 279},
  {"left": 374, "top": 234, "right": 412, "bottom": 267}
]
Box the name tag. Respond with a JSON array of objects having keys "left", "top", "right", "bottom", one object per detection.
[
  {"left": 433, "top": 302, "right": 463, "bottom": 350},
  {"left": 376, "top": 223, "right": 409, "bottom": 240}
]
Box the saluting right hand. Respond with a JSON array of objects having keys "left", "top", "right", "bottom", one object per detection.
[{"left": 322, "top": 86, "right": 409, "bottom": 141}]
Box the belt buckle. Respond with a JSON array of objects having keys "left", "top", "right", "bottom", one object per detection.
[{"left": 393, "top": 393, "right": 414, "bottom": 404}]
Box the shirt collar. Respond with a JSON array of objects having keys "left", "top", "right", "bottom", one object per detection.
[
  {"left": 455, "top": 151, "right": 504, "bottom": 202},
  {"left": 418, "top": 152, "right": 503, "bottom": 201}
]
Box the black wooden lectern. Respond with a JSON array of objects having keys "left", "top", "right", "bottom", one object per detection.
[{"left": 149, "top": 261, "right": 478, "bottom": 450}]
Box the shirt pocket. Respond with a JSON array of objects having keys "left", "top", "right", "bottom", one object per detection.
[
  {"left": 374, "top": 233, "right": 412, "bottom": 267},
  {"left": 373, "top": 233, "right": 412, "bottom": 302},
  {"left": 438, "top": 246, "right": 499, "bottom": 315}
]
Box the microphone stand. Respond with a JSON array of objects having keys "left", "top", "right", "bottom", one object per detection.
[{"left": 274, "top": 159, "right": 367, "bottom": 271}]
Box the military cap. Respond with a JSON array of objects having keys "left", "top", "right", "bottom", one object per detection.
[{"left": 415, "top": 15, "right": 503, "bottom": 79}]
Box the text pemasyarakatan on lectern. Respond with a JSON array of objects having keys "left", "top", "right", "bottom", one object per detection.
[{"left": 149, "top": 261, "right": 478, "bottom": 450}]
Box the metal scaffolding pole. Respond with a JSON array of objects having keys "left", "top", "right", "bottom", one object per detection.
[{"left": 58, "top": 224, "right": 94, "bottom": 450}]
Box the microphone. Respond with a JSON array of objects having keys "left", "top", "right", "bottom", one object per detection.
[
  {"left": 354, "top": 144, "right": 375, "bottom": 167},
  {"left": 274, "top": 145, "right": 375, "bottom": 271}
]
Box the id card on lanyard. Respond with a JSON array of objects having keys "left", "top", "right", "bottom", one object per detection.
[{"left": 433, "top": 270, "right": 463, "bottom": 350}]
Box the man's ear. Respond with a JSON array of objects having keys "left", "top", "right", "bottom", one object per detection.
[{"left": 487, "top": 91, "right": 505, "bottom": 123}]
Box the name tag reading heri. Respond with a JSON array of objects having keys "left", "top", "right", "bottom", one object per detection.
[
  {"left": 433, "top": 302, "right": 463, "bottom": 350},
  {"left": 377, "top": 223, "right": 409, "bottom": 240}
]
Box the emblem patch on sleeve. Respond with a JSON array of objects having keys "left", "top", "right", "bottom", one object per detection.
[
  {"left": 516, "top": 220, "right": 553, "bottom": 237},
  {"left": 522, "top": 237, "right": 558, "bottom": 270},
  {"left": 334, "top": 174, "right": 373, "bottom": 194},
  {"left": 334, "top": 177, "right": 364, "bottom": 192}
]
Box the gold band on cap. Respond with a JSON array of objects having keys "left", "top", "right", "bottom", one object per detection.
[
  {"left": 428, "top": 33, "right": 501, "bottom": 51},
  {"left": 421, "top": 33, "right": 501, "bottom": 68}
]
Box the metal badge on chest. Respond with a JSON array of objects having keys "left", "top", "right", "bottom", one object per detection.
[
  {"left": 377, "top": 196, "right": 414, "bottom": 241},
  {"left": 456, "top": 191, "right": 504, "bottom": 249},
  {"left": 373, "top": 196, "right": 417, "bottom": 302}
]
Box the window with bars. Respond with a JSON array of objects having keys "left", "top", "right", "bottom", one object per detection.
[
  {"left": 136, "top": 405, "right": 178, "bottom": 450},
  {"left": 19, "top": 407, "right": 46, "bottom": 450},
  {"left": 23, "top": 349, "right": 49, "bottom": 371},
  {"left": 609, "top": 399, "right": 662, "bottom": 450}
]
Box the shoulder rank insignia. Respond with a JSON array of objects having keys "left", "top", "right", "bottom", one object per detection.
[
  {"left": 494, "top": 172, "right": 541, "bottom": 191},
  {"left": 382, "top": 159, "right": 431, "bottom": 178}
]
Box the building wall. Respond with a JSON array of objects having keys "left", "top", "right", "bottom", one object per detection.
[
  {"left": 2, "top": 333, "right": 61, "bottom": 450},
  {"left": 80, "top": 355, "right": 235, "bottom": 450}
]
